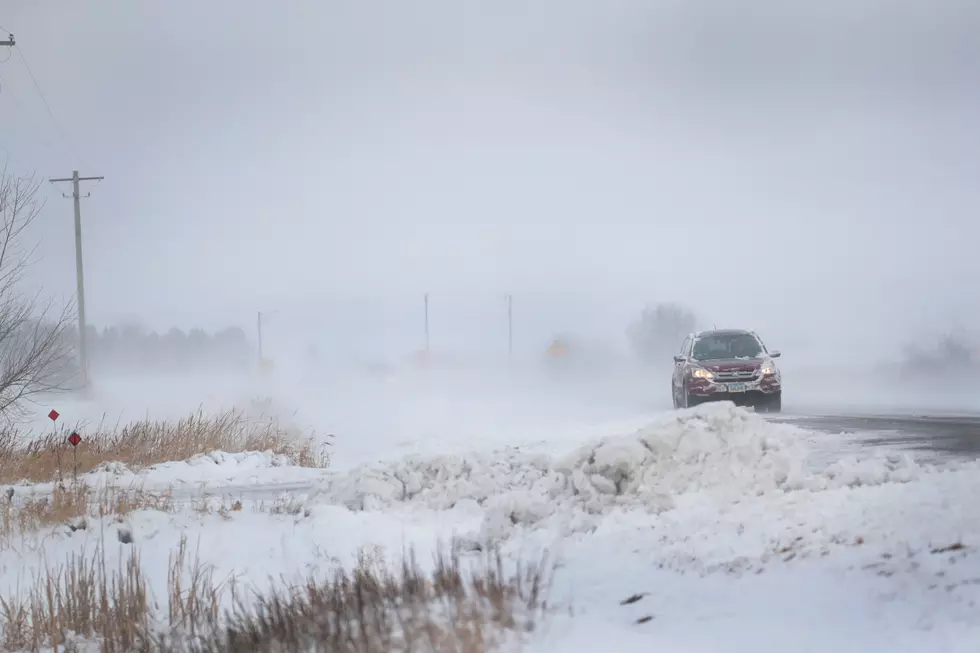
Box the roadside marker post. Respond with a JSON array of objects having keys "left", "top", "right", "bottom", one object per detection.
[
  {"left": 68, "top": 432, "right": 82, "bottom": 482},
  {"left": 49, "top": 409, "right": 64, "bottom": 483}
]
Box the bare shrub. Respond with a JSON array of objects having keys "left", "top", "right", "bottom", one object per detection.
[
  {"left": 0, "top": 408, "right": 330, "bottom": 484},
  {"left": 0, "top": 168, "right": 77, "bottom": 420},
  {"left": 0, "top": 539, "right": 554, "bottom": 653},
  {"left": 265, "top": 495, "right": 307, "bottom": 516},
  {"left": 97, "top": 486, "right": 175, "bottom": 519}
]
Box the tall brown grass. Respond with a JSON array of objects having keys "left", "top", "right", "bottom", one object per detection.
[
  {"left": 0, "top": 409, "right": 331, "bottom": 485},
  {"left": 0, "top": 483, "right": 177, "bottom": 549},
  {"left": 0, "top": 538, "right": 553, "bottom": 653}
]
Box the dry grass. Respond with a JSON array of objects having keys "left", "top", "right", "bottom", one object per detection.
[
  {"left": 1, "top": 542, "right": 156, "bottom": 653},
  {"left": 0, "top": 408, "right": 331, "bottom": 485},
  {"left": 0, "top": 538, "right": 553, "bottom": 653},
  {"left": 0, "top": 483, "right": 90, "bottom": 539},
  {"left": 0, "top": 483, "right": 177, "bottom": 548},
  {"left": 0, "top": 483, "right": 322, "bottom": 548}
]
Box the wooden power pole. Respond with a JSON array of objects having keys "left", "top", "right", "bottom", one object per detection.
[
  {"left": 424, "top": 293, "right": 430, "bottom": 355},
  {"left": 506, "top": 294, "right": 513, "bottom": 360},
  {"left": 257, "top": 311, "right": 264, "bottom": 365},
  {"left": 49, "top": 171, "right": 103, "bottom": 388}
]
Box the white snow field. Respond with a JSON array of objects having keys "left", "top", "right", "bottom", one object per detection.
[{"left": 4, "top": 394, "right": 980, "bottom": 651}]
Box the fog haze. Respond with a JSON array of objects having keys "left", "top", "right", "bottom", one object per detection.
[{"left": 2, "top": 0, "right": 979, "bottom": 367}]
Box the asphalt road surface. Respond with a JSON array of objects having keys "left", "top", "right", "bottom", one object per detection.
[{"left": 776, "top": 413, "right": 980, "bottom": 463}]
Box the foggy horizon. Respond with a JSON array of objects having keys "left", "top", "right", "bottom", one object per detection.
[{"left": 1, "top": 0, "right": 978, "bottom": 365}]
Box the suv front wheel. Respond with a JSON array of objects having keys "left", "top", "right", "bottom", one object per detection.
[
  {"left": 758, "top": 392, "right": 782, "bottom": 414},
  {"left": 674, "top": 385, "right": 704, "bottom": 410}
]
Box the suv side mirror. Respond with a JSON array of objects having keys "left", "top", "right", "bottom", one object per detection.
[
  {"left": 673, "top": 354, "right": 686, "bottom": 363},
  {"left": 770, "top": 350, "right": 781, "bottom": 358}
]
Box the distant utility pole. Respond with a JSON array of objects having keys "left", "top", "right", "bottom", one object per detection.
[
  {"left": 506, "top": 294, "right": 513, "bottom": 360},
  {"left": 423, "top": 293, "right": 430, "bottom": 355},
  {"left": 256, "top": 309, "right": 280, "bottom": 372},
  {"left": 257, "top": 311, "right": 264, "bottom": 365},
  {"left": 49, "top": 170, "right": 104, "bottom": 388}
]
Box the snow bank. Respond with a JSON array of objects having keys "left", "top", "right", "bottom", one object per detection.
[{"left": 311, "top": 403, "right": 926, "bottom": 540}]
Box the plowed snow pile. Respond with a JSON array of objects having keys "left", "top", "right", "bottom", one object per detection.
[{"left": 312, "top": 403, "right": 926, "bottom": 539}]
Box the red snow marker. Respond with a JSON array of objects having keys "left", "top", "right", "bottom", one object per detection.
[
  {"left": 68, "top": 432, "right": 82, "bottom": 447},
  {"left": 48, "top": 409, "right": 60, "bottom": 421}
]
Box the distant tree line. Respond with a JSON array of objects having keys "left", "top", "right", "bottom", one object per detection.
[
  {"left": 78, "top": 324, "right": 253, "bottom": 374},
  {"left": 901, "top": 333, "right": 978, "bottom": 375},
  {"left": 626, "top": 302, "right": 700, "bottom": 365}
]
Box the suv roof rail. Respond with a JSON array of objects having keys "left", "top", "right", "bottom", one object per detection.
[{"left": 695, "top": 327, "right": 757, "bottom": 337}]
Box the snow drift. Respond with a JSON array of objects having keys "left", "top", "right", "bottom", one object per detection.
[{"left": 311, "top": 403, "right": 926, "bottom": 540}]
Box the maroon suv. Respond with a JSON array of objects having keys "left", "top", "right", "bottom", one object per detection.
[{"left": 671, "top": 329, "right": 782, "bottom": 413}]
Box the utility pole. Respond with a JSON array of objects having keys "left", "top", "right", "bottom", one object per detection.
[
  {"left": 49, "top": 171, "right": 103, "bottom": 389},
  {"left": 423, "top": 293, "right": 430, "bottom": 355},
  {"left": 256, "top": 309, "right": 280, "bottom": 374},
  {"left": 257, "top": 311, "right": 264, "bottom": 365},
  {"left": 506, "top": 294, "right": 513, "bottom": 361}
]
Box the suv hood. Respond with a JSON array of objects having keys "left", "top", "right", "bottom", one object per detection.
[{"left": 697, "top": 358, "right": 765, "bottom": 372}]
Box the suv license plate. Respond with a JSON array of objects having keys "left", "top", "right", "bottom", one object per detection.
[{"left": 726, "top": 383, "right": 747, "bottom": 393}]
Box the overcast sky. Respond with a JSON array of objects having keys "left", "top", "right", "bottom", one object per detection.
[{"left": 1, "top": 0, "right": 978, "bottom": 360}]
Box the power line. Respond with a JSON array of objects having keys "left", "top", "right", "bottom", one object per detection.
[
  {"left": 0, "top": 31, "right": 87, "bottom": 171},
  {"left": 0, "top": 68, "right": 67, "bottom": 170},
  {"left": 13, "top": 44, "right": 88, "bottom": 169}
]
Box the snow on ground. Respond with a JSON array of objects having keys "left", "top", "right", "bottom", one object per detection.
[
  {"left": 5, "top": 451, "right": 329, "bottom": 498},
  {"left": 4, "top": 400, "right": 980, "bottom": 651},
  {"left": 309, "top": 404, "right": 931, "bottom": 544}
]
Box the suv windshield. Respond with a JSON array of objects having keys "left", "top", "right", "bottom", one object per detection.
[{"left": 692, "top": 333, "right": 764, "bottom": 361}]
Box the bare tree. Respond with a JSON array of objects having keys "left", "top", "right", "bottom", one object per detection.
[
  {"left": 0, "top": 167, "right": 76, "bottom": 419},
  {"left": 626, "top": 302, "right": 699, "bottom": 365},
  {"left": 901, "top": 332, "right": 977, "bottom": 376}
]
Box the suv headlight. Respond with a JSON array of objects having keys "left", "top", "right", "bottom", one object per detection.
[
  {"left": 761, "top": 362, "right": 776, "bottom": 376},
  {"left": 691, "top": 368, "right": 714, "bottom": 379}
]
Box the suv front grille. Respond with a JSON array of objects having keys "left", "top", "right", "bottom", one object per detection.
[{"left": 713, "top": 370, "right": 759, "bottom": 382}]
